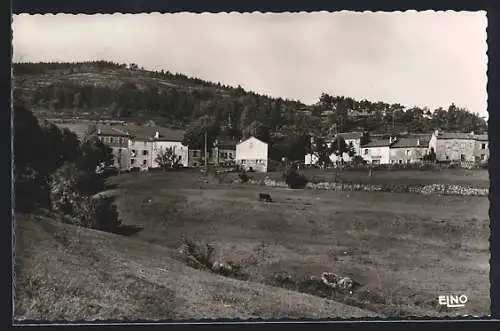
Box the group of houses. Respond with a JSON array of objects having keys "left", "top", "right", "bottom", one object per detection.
[
  {"left": 57, "top": 119, "right": 488, "bottom": 173},
  {"left": 83, "top": 123, "right": 270, "bottom": 172},
  {"left": 304, "top": 129, "right": 489, "bottom": 166}
]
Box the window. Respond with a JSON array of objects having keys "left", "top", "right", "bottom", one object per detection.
[
  {"left": 391, "top": 160, "right": 396, "bottom": 164},
  {"left": 241, "top": 160, "right": 246, "bottom": 164},
  {"left": 178, "top": 155, "right": 182, "bottom": 161},
  {"left": 131, "top": 149, "right": 137, "bottom": 154},
  {"left": 144, "top": 142, "right": 147, "bottom": 147},
  {"left": 406, "top": 150, "right": 410, "bottom": 156},
  {"left": 110, "top": 137, "right": 114, "bottom": 143},
  {"left": 131, "top": 159, "right": 135, "bottom": 164},
  {"left": 482, "top": 143, "right": 486, "bottom": 150},
  {"left": 142, "top": 150, "right": 148, "bottom": 156},
  {"left": 143, "top": 159, "right": 147, "bottom": 166},
  {"left": 481, "top": 154, "right": 485, "bottom": 160},
  {"left": 193, "top": 151, "right": 198, "bottom": 157},
  {"left": 460, "top": 154, "right": 465, "bottom": 162},
  {"left": 398, "top": 160, "right": 403, "bottom": 164},
  {"left": 364, "top": 149, "right": 368, "bottom": 155}
]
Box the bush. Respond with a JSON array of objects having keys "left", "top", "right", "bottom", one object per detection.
[
  {"left": 238, "top": 170, "right": 251, "bottom": 183},
  {"left": 180, "top": 237, "right": 215, "bottom": 269},
  {"left": 282, "top": 167, "right": 308, "bottom": 189}
]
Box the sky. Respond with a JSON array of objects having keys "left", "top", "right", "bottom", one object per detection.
[{"left": 12, "top": 11, "right": 488, "bottom": 118}]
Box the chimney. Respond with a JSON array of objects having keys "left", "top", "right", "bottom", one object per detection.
[{"left": 154, "top": 130, "right": 160, "bottom": 139}]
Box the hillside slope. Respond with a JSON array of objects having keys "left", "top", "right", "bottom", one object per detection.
[{"left": 14, "top": 212, "right": 380, "bottom": 321}]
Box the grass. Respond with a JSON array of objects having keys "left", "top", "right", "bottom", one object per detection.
[
  {"left": 111, "top": 170, "right": 490, "bottom": 318},
  {"left": 240, "top": 168, "right": 490, "bottom": 189},
  {"left": 14, "top": 212, "right": 378, "bottom": 321},
  {"left": 14, "top": 169, "right": 490, "bottom": 320}
]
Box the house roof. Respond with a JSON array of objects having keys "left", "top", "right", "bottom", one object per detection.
[
  {"left": 362, "top": 139, "right": 394, "bottom": 148},
  {"left": 96, "top": 124, "right": 130, "bottom": 137},
  {"left": 216, "top": 139, "right": 237, "bottom": 149},
  {"left": 337, "top": 131, "right": 364, "bottom": 140},
  {"left": 238, "top": 136, "right": 268, "bottom": 146},
  {"left": 126, "top": 124, "right": 186, "bottom": 142},
  {"left": 391, "top": 137, "right": 429, "bottom": 149},
  {"left": 436, "top": 131, "right": 488, "bottom": 141},
  {"left": 475, "top": 134, "right": 488, "bottom": 141}
]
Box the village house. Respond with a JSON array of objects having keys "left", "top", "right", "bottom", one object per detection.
[
  {"left": 473, "top": 134, "right": 489, "bottom": 163},
  {"left": 361, "top": 137, "right": 396, "bottom": 165},
  {"left": 429, "top": 130, "right": 486, "bottom": 163},
  {"left": 329, "top": 131, "right": 365, "bottom": 163},
  {"left": 188, "top": 149, "right": 203, "bottom": 167},
  {"left": 127, "top": 125, "right": 188, "bottom": 170},
  {"left": 389, "top": 136, "right": 431, "bottom": 164},
  {"left": 211, "top": 139, "right": 237, "bottom": 167},
  {"left": 236, "top": 136, "right": 269, "bottom": 172},
  {"left": 95, "top": 124, "right": 131, "bottom": 171}
]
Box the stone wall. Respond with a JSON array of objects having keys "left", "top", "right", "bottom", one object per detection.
[{"left": 241, "top": 178, "right": 488, "bottom": 197}]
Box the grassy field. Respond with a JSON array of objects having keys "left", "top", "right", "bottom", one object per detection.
[
  {"left": 15, "top": 169, "right": 490, "bottom": 320},
  {"left": 245, "top": 168, "right": 490, "bottom": 189},
  {"left": 113, "top": 170, "right": 489, "bottom": 317},
  {"left": 15, "top": 213, "right": 376, "bottom": 321}
]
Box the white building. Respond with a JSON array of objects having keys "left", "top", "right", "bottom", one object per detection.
[
  {"left": 361, "top": 138, "right": 395, "bottom": 165},
  {"left": 236, "top": 136, "right": 268, "bottom": 172},
  {"left": 127, "top": 125, "right": 188, "bottom": 170}
]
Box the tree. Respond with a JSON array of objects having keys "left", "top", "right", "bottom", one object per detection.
[
  {"left": 76, "top": 136, "right": 114, "bottom": 173},
  {"left": 242, "top": 120, "right": 271, "bottom": 143},
  {"left": 310, "top": 137, "right": 334, "bottom": 168},
  {"left": 182, "top": 115, "right": 220, "bottom": 152},
  {"left": 155, "top": 147, "right": 180, "bottom": 170}
]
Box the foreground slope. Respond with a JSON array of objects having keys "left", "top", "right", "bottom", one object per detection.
[{"left": 14, "top": 213, "right": 379, "bottom": 321}]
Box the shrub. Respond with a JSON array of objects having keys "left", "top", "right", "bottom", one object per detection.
[
  {"left": 180, "top": 237, "right": 216, "bottom": 269},
  {"left": 282, "top": 167, "right": 308, "bottom": 189},
  {"left": 91, "top": 196, "right": 123, "bottom": 233},
  {"left": 238, "top": 170, "right": 251, "bottom": 183}
]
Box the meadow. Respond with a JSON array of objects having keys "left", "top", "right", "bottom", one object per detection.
[
  {"left": 14, "top": 168, "right": 490, "bottom": 320},
  {"left": 112, "top": 170, "right": 490, "bottom": 317}
]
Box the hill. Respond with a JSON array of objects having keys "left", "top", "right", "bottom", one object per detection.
[
  {"left": 13, "top": 61, "right": 487, "bottom": 137},
  {"left": 14, "top": 212, "right": 380, "bottom": 321}
]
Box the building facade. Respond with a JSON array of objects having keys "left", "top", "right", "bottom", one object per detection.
[
  {"left": 361, "top": 138, "right": 394, "bottom": 164},
  {"left": 473, "top": 134, "right": 489, "bottom": 163},
  {"left": 429, "top": 130, "right": 484, "bottom": 163},
  {"left": 389, "top": 136, "right": 430, "bottom": 164},
  {"left": 210, "top": 139, "right": 237, "bottom": 167},
  {"left": 96, "top": 124, "right": 131, "bottom": 171},
  {"left": 236, "top": 136, "right": 269, "bottom": 172}
]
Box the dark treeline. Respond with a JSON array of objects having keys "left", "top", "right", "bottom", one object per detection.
[
  {"left": 14, "top": 61, "right": 488, "bottom": 162},
  {"left": 15, "top": 103, "right": 123, "bottom": 232}
]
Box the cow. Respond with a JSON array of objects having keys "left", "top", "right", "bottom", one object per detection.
[{"left": 258, "top": 193, "right": 273, "bottom": 202}]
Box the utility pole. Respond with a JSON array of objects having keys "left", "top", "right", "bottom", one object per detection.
[{"left": 204, "top": 130, "right": 208, "bottom": 171}]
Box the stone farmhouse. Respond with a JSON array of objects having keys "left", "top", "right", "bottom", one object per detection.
[
  {"left": 95, "top": 124, "right": 131, "bottom": 171},
  {"left": 95, "top": 124, "right": 188, "bottom": 171},
  {"left": 429, "top": 130, "right": 489, "bottom": 163},
  {"left": 389, "top": 135, "right": 431, "bottom": 164},
  {"left": 236, "top": 136, "right": 269, "bottom": 172}
]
